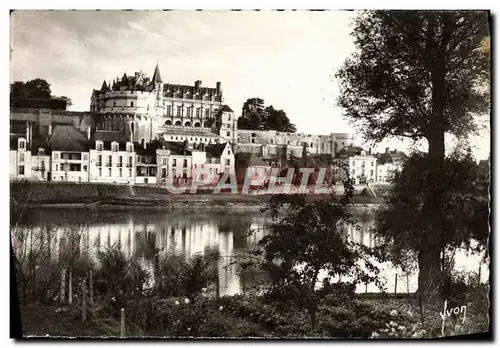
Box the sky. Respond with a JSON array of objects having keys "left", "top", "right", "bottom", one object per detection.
[{"left": 9, "top": 10, "right": 490, "bottom": 160}]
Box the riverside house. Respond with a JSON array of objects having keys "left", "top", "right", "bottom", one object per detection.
[
  {"left": 48, "top": 125, "right": 91, "bottom": 183},
  {"left": 89, "top": 130, "right": 136, "bottom": 184}
]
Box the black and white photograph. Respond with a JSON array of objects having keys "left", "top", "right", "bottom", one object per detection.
[{"left": 8, "top": 8, "right": 491, "bottom": 339}]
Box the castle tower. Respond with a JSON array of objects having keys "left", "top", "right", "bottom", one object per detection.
[{"left": 150, "top": 62, "right": 164, "bottom": 140}]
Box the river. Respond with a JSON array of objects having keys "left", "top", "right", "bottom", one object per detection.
[{"left": 11, "top": 207, "right": 488, "bottom": 296}]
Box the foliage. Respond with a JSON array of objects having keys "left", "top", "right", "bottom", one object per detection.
[
  {"left": 93, "top": 245, "right": 149, "bottom": 301},
  {"left": 238, "top": 98, "right": 296, "bottom": 132},
  {"left": 375, "top": 147, "right": 489, "bottom": 269},
  {"left": 239, "top": 171, "right": 384, "bottom": 330},
  {"left": 336, "top": 10, "right": 489, "bottom": 143},
  {"left": 11, "top": 78, "right": 52, "bottom": 100},
  {"left": 152, "top": 250, "right": 218, "bottom": 300},
  {"left": 336, "top": 10, "right": 490, "bottom": 297}
]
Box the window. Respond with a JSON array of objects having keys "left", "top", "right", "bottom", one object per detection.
[
  {"left": 108, "top": 155, "right": 112, "bottom": 166},
  {"left": 183, "top": 159, "right": 188, "bottom": 167},
  {"left": 128, "top": 156, "right": 133, "bottom": 166},
  {"left": 162, "top": 168, "right": 167, "bottom": 177},
  {"left": 119, "top": 168, "right": 122, "bottom": 177},
  {"left": 176, "top": 106, "right": 182, "bottom": 116},
  {"left": 187, "top": 106, "right": 193, "bottom": 117},
  {"left": 225, "top": 159, "right": 231, "bottom": 166},
  {"left": 54, "top": 153, "right": 59, "bottom": 160},
  {"left": 162, "top": 158, "right": 167, "bottom": 165},
  {"left": 226, "top": 131, "right": 231, "bottom": 137},
  {"left": 196, "top": 108, "right": 201, "bottom": 117},
  {"left": 127, "top": 144, "right": 133, "bottom": 152},
  {"left": 108, "top": 168, "right": 112, "bottom": 176},
  {"left": 173, "top": 159, "right": 177, "bottom": 166},
  {"left": 56, "top": 164, "right": 59, "bottom": 171},
  {"left": 205, "top": 109, "right": 210, "bottom": 117},
  {"left": 166, "top": 105, "right": 172, "bottom": 116},
  {"left": 227, "top": 150, "right": 231, "bottom": 155},
  {"left": 130, "top": 101, "right": 134, "bottom": 107},
  {"left": 83, "top": 165, "right": 87, "bottom": 172},
  {"left": 38, "top": 148, "right": 45, "bottom": 156},
  {"left": 19, "top": 153, "right": 24, "bottom": 162},
  {"left": 119, "top": 156, "right": 123, "bottom": 166},
  {"left": 98, "top": 168, "right": 102, "bottom": 176},
  {"left": 19, "top": 165, "right": 25, "bottom": 175},
  {"left": 98, "top": 155, "right": 102, "bottom": 166},
  {"left": 83, "top": 154, "right": 88, "bottom": 161},
  {"left": 228, "top": 115, "right": 231, "bottom": 121},
  {"left": 96, "top": 142, "right": 103, "bottom": 151},
  {"left": 112, "top": 143, "right": 118, "bottom": 152},
  {"left": 113, "top": 101, "right": 116, "bottom": 107}
]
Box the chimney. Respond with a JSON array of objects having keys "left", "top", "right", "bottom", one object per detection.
[
  {"left": 385, "top": 147, "right": 389, "bottom": 154},
  {"left": 195, "top": 80, "right": 202, "bottom": 89},
  {"left": 216, "top": 81, "right": 222, "bottom": 94}
]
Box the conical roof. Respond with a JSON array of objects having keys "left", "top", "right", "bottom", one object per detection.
[
  {"left": 100, "top": 80, "right": 108, "bottom": 91},
  {"left": 152, "top": 63, "right": 163, "bottom": 84}
]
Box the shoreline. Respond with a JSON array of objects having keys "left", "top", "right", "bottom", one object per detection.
[{"left": 11, "top": 196, "right": 385, "bottom": 212}]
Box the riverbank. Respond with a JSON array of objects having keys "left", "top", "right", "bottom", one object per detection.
[{"left": 10, "top": 182, "right": 386, "bottom": 210}]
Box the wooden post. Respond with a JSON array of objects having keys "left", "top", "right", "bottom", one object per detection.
[
  {"left": 82, "top": 281, "right": 87, "bottom": 322},
  {"left": 215, "top": 269, "right": 220, "bottom": 300},
  {"left": 60, "top": 268, "right": 66, "bottom": 304},
  {"left": 89, "top": 270, "right": 94, "bottom": 305},
  {"left": 120, "top": 308, "right": 126, "bottom": 338},
  {"left": 406, "top": 273, "right": 409, "bottom": 294},
  {"left": 394, "top": 273, "right": 398, "bottom": 294},
  {"left": 68, "top": 271, "right": 73, "bottom": 305},
  {"left": 478, "top": 263, "right": 482, "bottom": 285}
]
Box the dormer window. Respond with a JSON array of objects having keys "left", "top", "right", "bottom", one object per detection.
[
  {"left": 38, "top": 148, "right": 45, "bottom": 156},
  {"left": 96, "top": 141, "right": 103, "bottom": 151},
  {"left": 111, "top": 142, "right": 118, "bottom": 152},
  {"left": 18, "top": 138, "right": 26, "bottom": 150},
  {"left": 126, "top": 143, "right": 133, "bottom": 152}
]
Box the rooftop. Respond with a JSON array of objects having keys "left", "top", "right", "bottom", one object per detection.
[{"left": 47, "top": 125, "right": 90, "bottom": 152}]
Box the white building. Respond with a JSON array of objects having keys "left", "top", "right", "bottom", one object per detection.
[
  {"left": 10, "top": 136, "right": 32, "bottom": 181},
  {"left": 89, "top": 131, "right": 136, "bottom": 184},
  {"left": 48, "top": 125, "right": 90, "bottom": 183},
  {"left": 135, "top": 144, "right": 157, "bottom": 185},
  {"left": 204, "top": 142, "right": 235, "bottom": 176},
  {"left": 333, "top": 146, "right": 377, "bottom": 185},
  {"left": 375, "top": 148, "right": 407, "bottom": 184}
]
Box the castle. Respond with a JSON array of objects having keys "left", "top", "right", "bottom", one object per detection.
[{"left": 90, "top": 63, "right": 354, "bottom": 161}]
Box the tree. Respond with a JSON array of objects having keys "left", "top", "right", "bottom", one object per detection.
[
  {"left": 244, "top": 173, "right": 382, "bottom": 330},
  {"left": 11, "top": 78, "right": 52, "bottom": 100},
  {"left": 238, "top": 98, "right": 266, "bottom": 130},
  {"left": 238, "top": 98, "right": 296, "bottom": 132},
  {"left": 263, "top": 105, "right": 297, "bottom": 133},
  {"left": 336, "top": 10, "right": 489, "bottom": 300},
  {"left": 59, "top": 96, "right": 72, "bottom": 110},
  {"left": 375, "top": 147, "right": 489, "bottom": 312}
]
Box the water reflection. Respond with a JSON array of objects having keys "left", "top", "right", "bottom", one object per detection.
[{"left": 11, "top": 209, "right": 488, "bottom": 296}]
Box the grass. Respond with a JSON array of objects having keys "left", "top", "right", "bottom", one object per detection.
[{"left": 20, "top": 304, "right": 114, "bottom": 337}]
